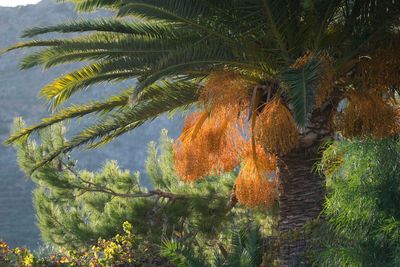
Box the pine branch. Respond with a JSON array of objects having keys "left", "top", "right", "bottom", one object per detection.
[{"left": 61, "top": 160, "right": 187, "bottom": 200}]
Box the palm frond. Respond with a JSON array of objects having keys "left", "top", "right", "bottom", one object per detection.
[
  {"left": 225, "top": 228, "right": 245, "bottom": 267},
  {"left": 39, "top": 62, "right": 143, "bottom": 108},
  {"left": 116, "top": 0, "right": 233, "bottom": 43},
  {"left": 244, "top": 225, "right": 262, "bottom": 266},
  {"left": 19, "top": 33, "right": 181, "bottom": 69},
  {"left": 160, "top": 240, "right": 187, "bottom": 267},
  {"left": 281, "top": 56, "right": 322, "bottom": 127},
  {"left": 0, "top": 40, "right": 62, "bottom": 56},
  {"left": 135, "top": 42, "right": 251, "bottom": 94},
  {"left": 22, "top": 19, "right": 181, "bottom": 38},
  {"left": 5, "top": 90, "right": 132, "bottom": 145},
  {"left": 312, "top": 0, "right": 343, "bottom": 49},
  {"left": 160, "top": 240, "right": 210, "bottom": 267},
  {"left": 260, "top": 0, "right": 289, "bottom": 61},
  {"left": 59, "top": 0, "right": 120, "bottom": 11},
  {"left": 30, "top": 80, "right": 199, "bottom": 172}
]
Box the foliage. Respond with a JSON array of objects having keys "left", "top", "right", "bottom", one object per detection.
[
  {"left": 0, "top": 222, "right": 172, "bottom": 267},
  {"left": 2, "top": 2, "right": 399, "bottom": 216},
  {"left": 11, "top": 118, "right": 277, "bottom": 263},
  {"left": 2, "top": 0, "right": 400, "bottom": 264},
  {"left": 0, "top": 241, "right": 36, "bottom": 267},
  {"left": 13, "top": 118, "right": 146, "bottom": 248},
  {"left": 2, "top": 0, "right": 399, "bottom": 168},
  {"left": 161, "top": 224, "right": 264, "bottom": 267},
  {"left": 339, "top": 91, "right": 398, "bottom": 138},
  {"left": 313, "top": 138, "right": 400, "bottom": 266}
]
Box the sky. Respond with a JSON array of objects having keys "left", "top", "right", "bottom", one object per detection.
[{"left": 0, "top": 0, "right": 41, "bottom": 7}]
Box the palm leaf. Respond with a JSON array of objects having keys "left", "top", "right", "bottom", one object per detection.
[
  {"left": 5, "top": 90, "right": 132, "bottom": 145},
  {"left": 0, "top": 40, "right": 62, "bottom": 56},
  {"left": 59, "top": 0, "right": 120, "bottom": 11},
  {"left": 160, "top": 240, "right": 210, "bottom": 267},
  {"left": 22, "top": 19, "right": 180, "bottom": 38},
  {"left": 116, "top": 0, "right": 233, "bottom": 44},
  {"left": 281, "top": 55, "right": 322, "bottom": 127},
  {"left": 39, "top": 62, "right": 143, "bottom": 108},
  {"left": 30, "top": 80, "right": 199, "bottom": 172},
  {"left": 19, "top": 33, "right": 181, "bottom": 69},
  {"left": 134, "top": 42, "right": 255, "bottom": 95}
]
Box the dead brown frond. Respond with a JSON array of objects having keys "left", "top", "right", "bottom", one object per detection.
[
  {"left": 359, "top": 36, "right": 400, "bottom": 96},
  {"left": 235, "top": 144, "right": 278, "bottom": 208},
  {"left": 339, "top": 91, "right": 398, "bottom": 138},
  {"left": 254, "top": 99, "right": 299, "bottom": 155},
  {"left": 316, "top": 54, "right": 336, "bottom": 107}
]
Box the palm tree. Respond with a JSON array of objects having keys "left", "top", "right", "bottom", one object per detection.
[{"left": 2, "top": 0, "right": 400, "bottom": 265}]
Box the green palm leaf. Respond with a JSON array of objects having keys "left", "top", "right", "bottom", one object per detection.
[
  {"left": 3, "top": 0, "right": 399, "bottom": 165},
  {"left": 0, "top": 40, "right": 62, "bottom": 55},
  {"left": 30, "top": 80, "right": 199, "bottom": 172},
  {"left": 281, "top": 55, "right": 322, "bottom": 127},
  {"left": 116, "top": 0, "right": 233, "bottom": 43},
  {"left": 39, "top": 62, "right": 143, "bottom": 108},
  {"left": 135, "top": 42, "right": 256, "bottom": 94},
  {"left": 59, "top": 0, "right": 119, "bottom": 11},
  {"left": 19, "top": 33, "right": 181, "bottom": 69},
  {"left": 22, "top": 19, "right": 180, "bottom": 38},
  {"left": 5, "top": 90, "right": 132, "bottom": 145}
]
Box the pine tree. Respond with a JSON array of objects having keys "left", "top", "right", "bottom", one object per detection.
[
  {"left": 161, "top": 224, "right": 264, "bottom": 267},
  {"left": 3, "top": 1, "right": 400, "bottom": 264},
  {"left": 12, "top": 118, "right": 275, "bottom": 262}
]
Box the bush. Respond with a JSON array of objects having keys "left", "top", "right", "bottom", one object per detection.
[
  {"left": 0, "top": 222, "right": 172, "bottom": 267},
  {"left": 313, "top": 138, "right": 400, "bottom": 266}
]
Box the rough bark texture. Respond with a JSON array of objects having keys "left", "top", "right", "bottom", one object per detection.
[
  {"left": 277, "top": 103, "right": 335, "bottom": 266},
  {"left": 277, "top": 144, "right": 324, "bottom": 266}
]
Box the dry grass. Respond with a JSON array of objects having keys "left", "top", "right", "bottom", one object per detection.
[{"left": 359, "top": 36, "right": 400, "bottom": 95}]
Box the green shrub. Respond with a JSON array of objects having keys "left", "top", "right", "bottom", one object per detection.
[{"left": 313, "top": 138, "right": 400, "bottom": 266}]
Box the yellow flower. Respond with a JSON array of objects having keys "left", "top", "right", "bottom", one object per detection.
[
  {"left": 23, "top": 253, "right": 34, "bottom": 266},
  {"left": 59, "top": 256, "right": 70, "bottom": 263}
]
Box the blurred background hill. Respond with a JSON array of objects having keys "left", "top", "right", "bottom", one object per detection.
[{"left": 0, "top": 0, "right": 181, "bottom": 249}]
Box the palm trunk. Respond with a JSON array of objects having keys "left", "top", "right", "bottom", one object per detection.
[
  {"left": 277, "top": 143, "right": 324, "bottom": 266},
  {"left": 276, "top": 105, "right": 335, "bottom": 266}
]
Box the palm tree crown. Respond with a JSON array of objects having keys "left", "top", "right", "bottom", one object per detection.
[{"left": 2, "top": 0, "right": 400, "bottom": 179}]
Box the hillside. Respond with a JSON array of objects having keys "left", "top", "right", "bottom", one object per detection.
[{"left": 0, "top": 0, "right": 182, "bottom": 248}]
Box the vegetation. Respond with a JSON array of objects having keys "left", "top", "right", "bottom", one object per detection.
[
  {"left": 0, "top": 222, "right": 264, "bottom": 267},
  {"left": 1, "top": 0, "right": 400, "bottom": 266},
  {"left": 161, "top": 224, "right": 265, "bottom": 267},
  {"left": 1, "top": 221, "right": 172, "bottom": 267},
  {"left": 313, "top": 138, "right": 400, "bottom": 266},
  {"left": 9, "top": 119, "right": 276, "bottom": 265}
]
